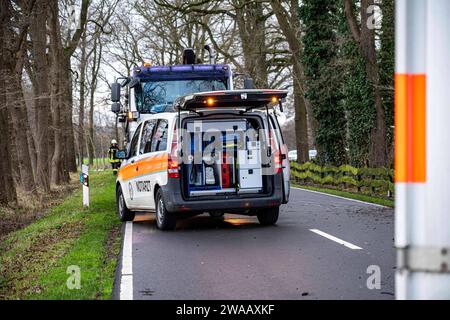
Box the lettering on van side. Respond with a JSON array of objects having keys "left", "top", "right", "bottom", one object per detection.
[{"left": 136, "top": 180, "right": 152, "bottom": 192}]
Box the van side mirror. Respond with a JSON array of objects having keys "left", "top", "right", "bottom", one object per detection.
[
  {"left": 112, "top": 102, "right": 120, "bottom": 113},
  {"left": 244, "top": 78, "right": 254, "bottom": 89},
  {"left": 111, "top": 82, "right": 121, "bottom": 102}
]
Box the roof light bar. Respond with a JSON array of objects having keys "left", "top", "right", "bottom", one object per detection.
[
  {"left": 174, "top": 89, "right": 288, "bottom": 111},
  {"left": 132, "top": 64, "right": 231, "bottom": 78}
]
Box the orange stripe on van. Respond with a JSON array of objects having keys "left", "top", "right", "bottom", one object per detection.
[
  {"left": 395, "top": 73, "right": 426, "bottom": 183},
  {"left": 118, "top": 153, "right": 168, "bottom": 181}
]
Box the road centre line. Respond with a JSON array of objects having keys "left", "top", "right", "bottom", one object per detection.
[{"left": 309, "top": 228, "right": 363, "bottom": 250}]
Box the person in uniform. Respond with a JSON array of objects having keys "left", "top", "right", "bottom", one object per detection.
[{"left": 108, "top": 139, "right": 121, "bottom": 175}]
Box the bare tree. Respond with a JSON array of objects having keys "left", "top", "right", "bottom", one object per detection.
[
  {"left": 87, "top": 35, "right": 103, "bottom": 165},
  {"left": 270, "top": 0, "right": 309, "bottom": 162},
  {"left": 151, "top": 0, "right": 272, "bottom": 87},
  {"left": 51, "top": 0, "right": 90, "bottom": 180},
  {"left": 78, "top": 30, "right": 88, "bottom": 168},
  {"left": 49, "top": 0, "right": 67, "bottom": 184},
  {"left": 75, "top": 0, "right": 118, "bottom": 164}
]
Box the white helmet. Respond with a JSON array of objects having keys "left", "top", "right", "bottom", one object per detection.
[{"left": 111, "top": 139, "right": 117, "bottom": 144}]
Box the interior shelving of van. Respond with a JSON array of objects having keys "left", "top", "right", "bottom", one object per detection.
[{"left": 182, "top": 118, "right": 264, "bottom": 198}]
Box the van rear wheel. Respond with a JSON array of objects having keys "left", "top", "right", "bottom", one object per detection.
[
  {"left": 155, "top": 189, "right": 177, "bottom": 230},
  {"left": 256, "top": 207, "right": 279, "bottom": 226}
]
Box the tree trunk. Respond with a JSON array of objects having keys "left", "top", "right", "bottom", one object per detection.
[
  {"left": 292, "top": 61, "right": 309, "bottom": 163},
  {"left": 29, "top": 0, "right": 51, "bottom": 192},
  {"left": 7, "top": 110, "right": 20, "bottom": 184},
  {"left": 0, "top": 2, "right": 16, "bottom": 203},
  {"left": 26, "top": 121, "right": 37, "bottom": 181},
  {"left": 78, "top": 32, "right": 88, "bottom": 169},
  {"left": 9, "top": 71, "right": 37, "bottom": 193},
  {"left": 64, "top": 61, "right": 78, "bottom": 174},
  {"left": 360, "top": 0, "right": 387, "bottom": 167},
  {"left": 88, "top": 37, "right": 102, "bottom": 166},
  {"left": 49, "top": 0, "right": 66, "bottom": 185},
  {"left": 0, "top": 0, "right": 26, "bottom": 198},
  {"left": 0, "top": 79, "right": 16, "bottom": 203},
  {"left": 344, "top": 0, "right": 387, "bottom": 166},
  {"left": 62, "top": 0, "right": 90, "bottom": 174},
  {"left": 379, "top": 0, "right": 395, "bottom": 167},
  {"left": 234, "top": 0, "right": 268, "bottom": 88},
  {"left": 88, "top": 90, "right": 95, "bottom": 166},
  {"left": 0, "top": 102, "right": 17, "bottom": 204},
  {"left": 23, "top": 60, "right": 38, "bottom": 181},
  {"left": 305, "top": 98, "right": 317, "bottom": 149},
  {"left": 88, "top": 99, "right": 95, "bottom": 165},
  {"left": 270, "top": 0, "right": 309, "bottom": 163}
]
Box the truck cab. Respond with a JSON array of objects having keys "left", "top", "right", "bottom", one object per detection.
[{"left": 111, "top": 49, "right": 234, "bottom": 145}]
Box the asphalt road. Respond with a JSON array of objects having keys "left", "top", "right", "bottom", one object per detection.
[{"left": 113, "top": 187, "right": 395, "bottom": 300}]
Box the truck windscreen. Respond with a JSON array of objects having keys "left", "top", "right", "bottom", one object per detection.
[{"left": 136, "top": 79, "right": 227, "bottom": 113}]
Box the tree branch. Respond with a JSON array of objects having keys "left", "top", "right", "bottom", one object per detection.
[
  {"left": 344, "top": 0, "right": 361, "bottom": 43},
  {"left": 64, "top": 0, "right": 90, "bottom": 58}
]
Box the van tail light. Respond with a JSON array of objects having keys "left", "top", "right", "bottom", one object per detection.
[
  {"left": 274, "top": 149, "right": 282, "bottom": 174},
  {"left": 168, "top": 158, "right": 179, "bottom": 178},
  {"left": 168, "top": 126, "right": 179, "bottom": 178},
  {"left": 269, "top": 128, "right": 282, "bottom": 174}
]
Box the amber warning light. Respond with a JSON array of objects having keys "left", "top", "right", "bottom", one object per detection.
[{"left": 127, "top": 111, "right": 139, "bottom": 121}]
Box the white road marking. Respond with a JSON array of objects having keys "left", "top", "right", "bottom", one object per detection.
[
  {"left": 120, "top": 221, "right": 133, "bottom": 300},
  {"left": 292, "top": 186, "right": 389, "bottom": 208},
  {"left": 120, "top": 275, "right": 133, "bottom": 300},
  {"left": 309, "top": 228, "right": 363, "bottom": 250}
]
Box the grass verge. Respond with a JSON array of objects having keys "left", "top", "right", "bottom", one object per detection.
[
  {"left": 0, "top": 179, "right": 78, "bottom": 241},
  {"left": 291, "top": 183, "right": 394, "bottom": 208},
  {"left": 0, "top": 170, "right": 121, "bottom": 299}
]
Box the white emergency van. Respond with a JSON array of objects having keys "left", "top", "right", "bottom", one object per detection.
[{"left": 116, "top": 90, "right": 290, "bottom": 230}]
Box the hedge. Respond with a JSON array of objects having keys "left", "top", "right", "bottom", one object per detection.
[{"left": 290, "top": 162, "right": 394, "bottom": 197}]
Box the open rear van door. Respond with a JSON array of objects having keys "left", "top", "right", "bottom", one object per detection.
[{"left": 269, "top": 113, "right": 290, "bottom": 204}]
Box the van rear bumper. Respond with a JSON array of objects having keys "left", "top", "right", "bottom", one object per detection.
[{"left": 160, "top": 173, "right": 284, "bottom": 213}]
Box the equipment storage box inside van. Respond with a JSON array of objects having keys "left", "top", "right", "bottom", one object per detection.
[{"left": 182, "top": 117, "right": 267, "bottom": 198}]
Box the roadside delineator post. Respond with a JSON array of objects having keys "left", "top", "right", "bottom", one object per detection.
[
  {"left": 395, "top": 0, "right": 450, "bottom": 299},
  {"left": 80, "top": 164, "right": 89, "bottom": 208}
]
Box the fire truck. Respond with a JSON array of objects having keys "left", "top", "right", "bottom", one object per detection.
[{"left": 110, "top": 47, "right": 252, "bottom": 145}]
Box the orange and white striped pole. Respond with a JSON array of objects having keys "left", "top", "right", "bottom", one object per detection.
[{"left": 395, "top": 0, "right": 450, "bottom": 299}]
